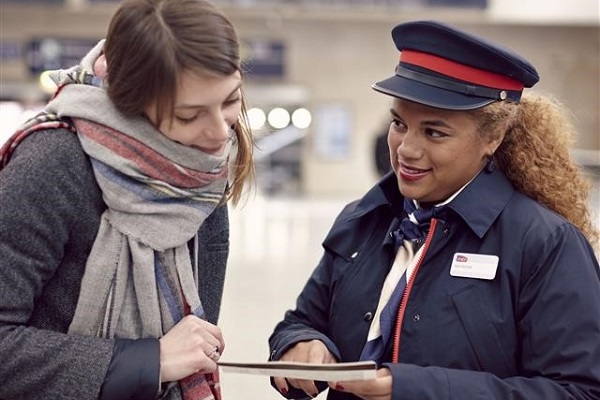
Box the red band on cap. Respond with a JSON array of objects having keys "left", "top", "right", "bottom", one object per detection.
[{"left": 400, "top": 50, "right": 524, "bottom": 91}]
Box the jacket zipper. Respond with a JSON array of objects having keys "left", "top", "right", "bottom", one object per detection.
[{"left": 392, "top": 218, "right": 438, "bottom": 363}]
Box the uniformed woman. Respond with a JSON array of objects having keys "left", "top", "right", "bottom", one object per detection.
[{"left": 268, "top": 20, "right": 600, "bottom": 400}]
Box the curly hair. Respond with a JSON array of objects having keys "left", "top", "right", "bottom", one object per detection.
[{"left": 471, "top": 93, "right": 599, "bottom": 248}]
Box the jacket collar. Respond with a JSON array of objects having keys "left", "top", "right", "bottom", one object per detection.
[
  {"left": 345, "top": 171, "right": 404, "bottom": 221},
  {"left": 446, "top": 168, "right": 515, "bottom": 238},
  {"left": 347, "top": 169, "right": 515, "bottom": 239}
]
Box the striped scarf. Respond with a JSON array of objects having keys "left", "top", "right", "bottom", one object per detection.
[
  {"left": 2, "top": 41, "right": 227, "bottom": 400},
  {"left": 360, "top": 199, "right": 447, "bottom": 363}
]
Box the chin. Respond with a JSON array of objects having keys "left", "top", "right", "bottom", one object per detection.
[{"left": 397, "top": 181, "right": 420, "bottom": 201}]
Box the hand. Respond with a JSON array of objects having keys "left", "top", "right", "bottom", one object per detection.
[
  {"left": 273, "top": 340, "right": 337, "bottom": 398},
  {"left": 328, "top": 367, "right": 392, "bottom": 400},
  {"left": 159, "top": 315, "right": 225, "bottom": 382}
]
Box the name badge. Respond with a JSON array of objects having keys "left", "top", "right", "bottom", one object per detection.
[{"left": 450, "top": 252, "right": 499, "bottom": 280}]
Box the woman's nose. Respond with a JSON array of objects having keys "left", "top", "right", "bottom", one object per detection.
[
  {"left": 204, "top": 112, "right": 231, "bottom": 141},
  {"left": 397, "top": 131, "right": 422, "bottom": 159}
]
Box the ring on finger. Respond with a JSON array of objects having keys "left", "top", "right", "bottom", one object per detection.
[{"left": 209, "top": 345, "right": 220, "bottom": 360}]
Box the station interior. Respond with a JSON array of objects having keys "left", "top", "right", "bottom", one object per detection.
[{"left": 1, "top": 1, "right": 599, "bottom": 398}]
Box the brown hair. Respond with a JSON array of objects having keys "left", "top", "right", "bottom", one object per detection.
[
  {"left": 471, "top": 93, "right": 599, "bottom": 248},
  {"left": 104, "top": 0, "right": 254, "bottom": 205}
]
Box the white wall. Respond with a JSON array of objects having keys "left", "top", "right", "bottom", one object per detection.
[
  {"left": 1, "top": 4, "right": 598, "bottom": 198},
  {"left": 229, "top": 13, "right": 599, "bottom": 197}
]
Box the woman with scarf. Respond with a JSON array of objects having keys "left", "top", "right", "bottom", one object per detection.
[
  {"left": 268, "top": 21, "right": 600, "bottom": 400},
  {"left": 0, "top": 0, "right": 254, "bottom": 399}
]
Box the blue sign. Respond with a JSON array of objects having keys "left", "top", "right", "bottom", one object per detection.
[
  {"left": 242, "top": 39, "right": 286, "bottom": 79},
  {"left": 25, "top": 38, "right": 99, "bottom": 75},
  {"left": 24, "top": 37, "right": 285, "bottom": 78},
  {"left": 0, "top": 41, "right": 22, "bottom": 61}
]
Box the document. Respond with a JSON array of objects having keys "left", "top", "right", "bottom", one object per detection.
[{"left": 218, "top": 360, "right": 377, "bottom": 381}]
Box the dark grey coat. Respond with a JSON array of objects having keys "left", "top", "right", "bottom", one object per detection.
[{"left": 0, "top": 130, "right": 230, "bottom": 400}]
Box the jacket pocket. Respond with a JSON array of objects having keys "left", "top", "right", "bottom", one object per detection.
[{"left": 451, "top": 286, "right": 515, "bottom": 377}]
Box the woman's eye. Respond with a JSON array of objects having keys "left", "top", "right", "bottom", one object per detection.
[
  {"left": 391, "top": 118, "right": 407, "bottom": 132},
  {"left": 176, "top": 115, "right": 198, "bottom": 125},
  {"left": 225, "top": 97, "right": 241, "bottom": 106},
  {"left": 426, "top": 128, "right": 447, "bottom": 138}
]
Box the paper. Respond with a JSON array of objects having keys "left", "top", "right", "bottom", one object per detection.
[{"left": 218, "top": 360, "right": 377, "bottom": 381}]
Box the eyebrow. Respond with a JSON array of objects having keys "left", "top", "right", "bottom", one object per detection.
[
  {"left": 175, "top": 83, "right": 242, "bottom": 110},
  {"left": 389, "top": 107, "right": 453, "bottom": 129}
]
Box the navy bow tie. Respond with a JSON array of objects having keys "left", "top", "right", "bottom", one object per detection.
[{"left": 393, "top": 198, "right": 446, "bottom": 247}]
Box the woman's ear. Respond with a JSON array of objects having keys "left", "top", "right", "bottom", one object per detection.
[
  {"left": 93, "top": 54, "right": 108, "bottom": 79},
  {"left": 485, "top": 131, "right": 506, "bottom": 156},
  {"left": 483, "top": 134, "right": 504, "bottom": 174}
]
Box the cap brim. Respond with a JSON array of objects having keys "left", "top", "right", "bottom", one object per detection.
[{"left": 372, "top": 74, "right": 495, "bottom": 111}]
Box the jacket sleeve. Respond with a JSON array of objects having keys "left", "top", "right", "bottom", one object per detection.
[
  {"left": 268, "top": 250, "right": 343, "bottom": 399},
  {"left": 384, "top": 223, "right": 600, "bottom": 400},
  {"left": 268, "top": 201, "right": 368, "bottom": 365},
  {"left": 100, "top": 338, "right": 160, "bottom": 400},
  {"left": 269, "top": 250, "right": 342, "bottom": 360},
  {"left": 0, "top": 132, "right": 157, "bottom": 400}
]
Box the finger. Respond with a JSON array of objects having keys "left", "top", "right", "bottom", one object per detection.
[
  {"left": 273, "top": 377, "right": 290, "bottom": 397},
  {"left": 216, "top": 337, "right": 225, "bottom": 354},
  {"left": 291, "top": 379, "right": 319, "bottom": 398},
  {"left": 329, "top": 379, "right": 370, "bottom": 395},
  {"left": 203, "top": 336, "right": 223, "bottom": 358},
  {"left": 328, "top": 380, "right": 352, "bottom": 392},
  {"left": 207, "top": 343, "right": 221, "bottom": 361},
  {"left": 328, "top": 370, "right": 393, "bottom": 399},
  {"left": 185, "top": 319, "right": 221, "bottom": 352},
  {"left": 194, "top": 348, "right": 219, "bottom": 374},
  {"left": 196, "top": 317, "right": 222, "bottom": 335},
  {"left": 200, "top": 341, "right": 221, "bottom": 363},
  {"left": 196, "top": 318, "right": 225, "bottom": 353}
]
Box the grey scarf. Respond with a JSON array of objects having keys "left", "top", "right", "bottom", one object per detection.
[{"left": 45, "top": 41, "right": 230, "bottom": 351}]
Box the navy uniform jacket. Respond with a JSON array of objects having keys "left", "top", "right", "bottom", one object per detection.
[{"left": 269, "top": 169, "right": 600, "bottom": 400}]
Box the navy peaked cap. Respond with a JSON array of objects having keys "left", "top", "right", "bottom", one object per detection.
[{"left": 373, "top": 20, "right": 540, "bottom": 110}]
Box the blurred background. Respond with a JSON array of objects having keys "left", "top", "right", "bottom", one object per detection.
[{"left": 1, "top": 0, "right": 598, "bottom": 398}]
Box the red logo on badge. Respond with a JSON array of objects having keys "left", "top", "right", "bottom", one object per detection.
[{"left": 456, "top": 255, "right": 468, "bottom": 262}]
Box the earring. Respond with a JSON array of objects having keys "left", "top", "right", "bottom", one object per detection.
[{"left": 485, "top": 156, "right": 496, "bottom": 173}]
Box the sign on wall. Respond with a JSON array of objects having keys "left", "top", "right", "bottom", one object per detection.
[
  {"left": 241, "top": 39, "right": 286, "bottom": 79},
  {"left": 25, "top": 38, "right": 100, "bottom": 75},
  {"left": 313, "top": 103, "right": 353, "bottom": 160}
]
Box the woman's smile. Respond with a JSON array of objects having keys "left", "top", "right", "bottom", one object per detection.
[
  {"left": 398, "top": 163, "right": 431, "bottom": 181},
  {"left": 388, "top": 98, "right": 494, "bottom": 202}
]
